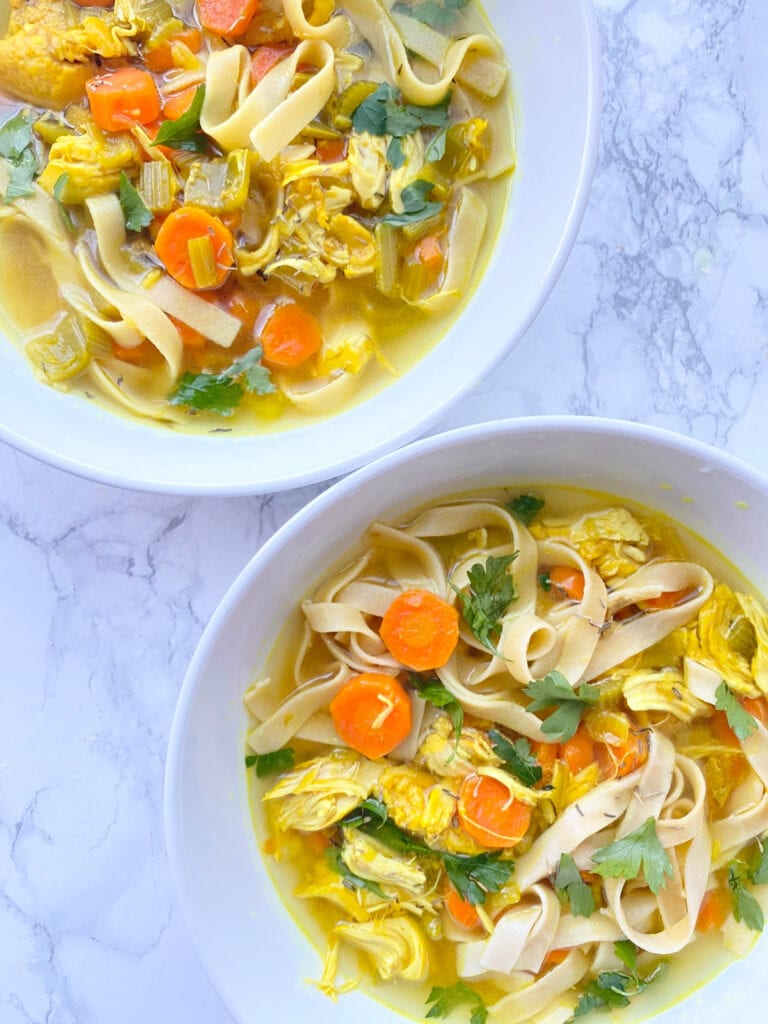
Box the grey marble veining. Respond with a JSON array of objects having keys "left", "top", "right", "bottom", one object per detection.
[{"left": 1, "top": 1, "right": 767, "bottom": 1021}]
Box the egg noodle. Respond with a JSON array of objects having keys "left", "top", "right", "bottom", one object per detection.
[{"left": 246, "top": 492, "right": 768, "bottom": 1022}]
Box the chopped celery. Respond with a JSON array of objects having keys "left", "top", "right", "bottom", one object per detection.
[
  {"left": 33, "top": 116, "right": 73, "bottom": 146},
  {"left": 330, "top": 81, "right": 379, "bottom": 130},
  {"left": 401, "top": 258, "right": 434, "bottom": 303},
  {"left": 26, "top": 313, "right": 91, "bottom": 383},
  {"left": 139, "top": 160, "right": 178, "bottom": 213},
  {"left": 188, "top": 235, "right": 218, "bottom": 289},
  {"left": 184, "top": 150, "right": 249, "bottom": 214},
  {"left": 401, "top": 210, "right": 443, "bottom": 242},
  {"left": 415, "top": 162, "right": 450, "bottom": 201},
  {"left": 437, "top": 118, "right": 491, "bottom": 179},
  {"left": 299, "top": 120, "right": 343, "bottom": 141},
  {"left": 374, "top": 222, "right": 400, "bottom": 298}
]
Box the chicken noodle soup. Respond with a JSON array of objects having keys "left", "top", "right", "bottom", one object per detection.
[
  {"left": 0, "top": 0, "right": 512, "bottom": 430},
  {"left": 245, "top": 490, "right": 768, "bottom": 1023}
]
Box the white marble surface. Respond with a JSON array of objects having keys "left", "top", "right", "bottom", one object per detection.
[{"left": 2, "top": 0, "right": 768, "bottom": 1021}]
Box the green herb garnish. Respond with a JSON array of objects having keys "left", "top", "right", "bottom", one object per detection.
[
  {"left": 386, "top": 136, "right": 406, "bottom": 169},
  {"left": 0, "top": 111, "right": 38, "bottom": 202},
  {"left": 715, "top": 681, "right": 758, "bottom": 741},
  {"left": 152, "top": 86, "right": 207, "bottom": 153},
  {"left": 452, "top": 553, "right": 517, "bottom": 657},
  {"left": 554, "top": 852, "right": 595, "bottom": 918},
  {"left": 53, "top": 173, "right": 76, "bottom": 233},
  {"left": 570, "top": 941, "right": 666, "bottom": 1020},
  {"left": 425, "top": 980, "right": 487, "bottom": 1024},
  {"left": 523, "top": 671, "right": 599, "bottom": 741},
  {"left": 351, "top": 83, "right": 451, "bottom": 139},
  {"left": 507, "top": 494, "right": 545, "bottom": 526},
  {"left": 118, "top": 171, "right": 152, "bottom": 232},
  {"left": 488, "top": 729, "right": 542, "bottom": 788},
  {"left": 538, "top": 572, "right": 552, "bottom": 592},
  {"left": 325, "top": 846, "right": 388, "bottom": 899},
  {"left": 245, "top": 747, "right": 295, "bottom": 778},
  {"left": 341, "top": 797, "right": 388, "bottom": 828},
  {"left": 726, "top": 842, "right": 768, "bottom": 932},
  {"left": 409, "top": 672, "right": 464, "bottom": 755},
  {"left": 170, "top": 346, "right": 275, "bottom": 416},
  {"left": 381, "top": 178, "right": 442, "bottom": 227},
  {"left": 591, "top": 817, "right": 673, "bottom": 895},
  {"left": 392, "top": 0, "right": 469, "bottom": 32}
]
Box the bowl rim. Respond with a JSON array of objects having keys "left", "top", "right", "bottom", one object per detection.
[
  {"left": 0, "top": 0, "right": 602, "bottom": 496},
  {"left": 164, "top": 413, "right": 768, "bottom": 1021}
]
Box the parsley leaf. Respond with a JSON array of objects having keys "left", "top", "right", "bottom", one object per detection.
[
  {"left": 387, "top": 135, "right": 406, "bottom": 169},
  {"left": 118, "top": 171, "right": 152, "bottom": 232},
  {"left": 749, "top": 841, "right": 768, "bottom": 885},
  {"left": 170, "top": 345, "right": 275, "bottom": 416},
  {"left": 591, "top": 817, "right": 673, "bottom": 895},
  {"left": 570, "top": 941, "right": 666, "bottom": 1020},
  {"left": 452, "top": 553, "right": 518, "bottom": 657},
  {"left": 727, "top": 856, "right": 765, "bottom": 932},
  {"left": 392, "top": 0, "right": 469, "bottom": 32},
  {"left": 245, "top": 747, "right": 295, "bottom": 777},
  {"left": 489, "top": 729, "right": 542, "bottom": 788},
  {"left": 341, "top": 797, "right": 388, "bottom": 829},
  {"left": 425, "top": 981, "right": 487, "bottom": 1024},
  {"left": 325, "top": 846, "right": 388, "bottom": 899},
  {"left": 0, "top": 113, "right": 38, "bottom": 203},
  {"left": 523, "top": 671, "right": 599, "bottom": 741},
  {"left": 554, "top": 853, "right": 595, "bottom": 918},
  {"left": 53, "top": 173, "right": 76, "bottom": 234},
  {"left": 351, "top": 83, "right": 451, "bottom": 139},
  {"left": 507, "top": 494, "right": 545, "bottom": 526},
  {"left": 538, "top": 572, "right": 552, "bottom": 592},
  {"left": 425, "top": 127, "right": 447, "bottom": 162},
  {"left": 381, "top": 178, "right": 442, "bottom": 227},
  {"left": 153, "top": 85, "right": 207, "bottom": 153},
  {"left": 715, "top": 681, "right": 758, "bottom": 741},
  {"left": 410, "top": 672, "right": 464, "bottom": 754}
]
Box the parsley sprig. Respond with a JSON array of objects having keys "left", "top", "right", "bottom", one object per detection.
[
  {"left": 570, "top": 941, "right": 666, "bottom": 1019},
  {"left": 488, "top": 729, "right": 542, "bottom": 788},
  {"left": 507, "top": 494, "right": 545, "bottom": 527},
  {"left": 452, "top": 554, "right": 518, "bottom": 657},
  {"left": 409, "top": 672, "right": 464, "bottom": 756},
  {"left": 170, "top": 346, "right": 276, "bottom": 416},
  {"left": 425, "top": 980, "right": 487, "bottom": 1024},
  {"left": 344, "top": 805, "right": 514, "bottom": 906},
  {"left": 392, "top": 0, "right": 469, "bottom": 32},
  {"left": 325, "top": 846, "right": 387, "bottom": 899},
  {"left": 351, "top": 82, "right": 451, "bottom": 141},
  {"left": 726, "top": 841, "right": 768, "bottom": 932},
  {"left": 591, "top": 817, "right": 673, "bottom": 895},
  {"left": 0, "top": 111, "right": 38, "bottom": 202},
  {"left": 245, "top": 747, "right": 295, "bottom": 777},
  {"left": 153, "top": 86, "right": 207, "bottom": 153},
  {"left": 554, "top": 852, "right": 595, "bottom": 918},
  {"left": 118, "top": 171, "right": 152, "bottom": 232},
  {"left": 715, "top": 682, "right": 758, "bottom": 741},
  {"left": 523, "top": 671, "right": 599, "bottom": 741},
  {"left": 381, "top": 179, "right": 442, "bottom": 227}
]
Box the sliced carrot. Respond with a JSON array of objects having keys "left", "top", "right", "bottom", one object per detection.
[
  {"left": 530, "top": 740, "right": 558, "bottom": 774},
  {"left": 250, "top": 42, "right": 296, "bottom": 84},
  {"left": 548, "top": 566, "right": 585, "bottom": 602},
  {"left": 697, "top": 887, "right": 730, "bottom": 932},
  {"left": 197, "top": 0, "right": 261, "bottom": 36},
  {"left": 414, "top": 234, "right": 443, "bottom": 271},
  {"left": 741, "top": 697, "right": 768, "bottom": 729},
  {"left": 710, "top": 709, "right": 738, "bottom": 747},
  {"left": 315, "top": 137, "right": 347, "bottom": 163},
  {"left": 444, "top": 885, "right": 481, "bottom": 931},
  {"left": 614, "top": 604, "right": 639, "bottom": 622},
  {"left": 541, "top": 948, "right": 569, "bottom": 969},
  {"left": 304, "top": 830, "right": 331, "bottom": 856},
  {"left": 86, "top": 67, "right": 161, "bottom": 132},
  {"left": 379, "top": 589, "right": 459, "bottom": 672},
  {"left": 144, "top": 28, "right": 203, "bottom": 73},
  {"left": 170, "top": 317, "right": 207, "bottom": 349},
  {"left": 162, "top": 86, "right": 198, "bottom": 121},
  {"left": 259, "top": 302, "right": 322, "bottom": 370},
  {"left": 329, "top": 673, "right": 412, "bottom": 759},
  {"left": 558, "top": 726, "right": 595, "bottom": 776},
  {"left": 642, "top": 587, "right": 694, "bottom": 610},
  {"left": 596, "top": 725, "right": 650, "bottom": 780},
  {"left": 111, "top": 340, "right": 155, "bottom": 364},
  {"left": 457, "top": 773, "right": 532, "bottom": 849},
  {"left": 154, "top": 207, "right": 233, "bottom": 290}
]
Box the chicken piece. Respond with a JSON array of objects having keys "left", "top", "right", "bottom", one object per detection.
[
  {"left": 735, "top": 592, "right": 768, "bottom": 693},
  {"left": 37, "top": 128, "right": 141, "bottom": 203},
  {"left": 348, "top": 132, "right": 388, "bottom": 210},
  {"left": 315, "top": 319, "right": 374, "bottom": 378},
  {"left": 621, "top": 666, "right": 707, "bottom": 722},
  {"left": 297, "top": 859, "right": 376, "bottom": 923},
  {"left": 341, "top": 828, "right": 427, "bottom": 897},
  {"left": 416, "top": 714, "right": 500, "bottom": 779},
  {"left": 378, "top": 765, "right": 456, "bottom": 843},
  {"left": 335, "top": 916, "right": 430, "bottom": 981},
  {"left": 532, "top": 507, "right": 651, "bottom": 583},
  {"left": 264, "top": 749, "right": 380, "bottom": 832},
  {"left": 687, "top": 584, "right": 762, "bottom": 697}
]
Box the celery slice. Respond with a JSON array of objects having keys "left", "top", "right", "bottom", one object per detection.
[
  {"left": 188, "top": 236, "right": 218, "bottom": 289},
  {"left": 374, "top": 222, "right": 400, "bottom": 298},
  {"left": 184, "top": 150, "right": 249, "bottom": 214},
  {"left": 26, "top": 313, "right": 91, "bottom": 383},
  {"left": 139, "top": 160, "right": 178, "bottom": 213}
]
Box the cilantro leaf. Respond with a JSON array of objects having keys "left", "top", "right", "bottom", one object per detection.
[
  {"left": 507, "top": 494, "right": 545, "bottom": 526},
  {"left": 727, "top": 860, "right": 764, "bottom": 931},
  {"left": 522, "top": 671, "right": 599, "bottom": 741},
  {"left": 387, "top": 135, "right": 406, "bottom": 169},
  {"left": 554, "top": 853, "right": 595, "bottom": 918},
  {"left": 410, "top": 672, "right": 464, "bottom": 755},
  {"left": 489, "top": 729, "right": 542, "bottom": 788},
  {"left": 118, "top": 171, "right": 152, "bottom": 232},
  {"left": 613, "top": 939, "right": 638, "bottom": 974},
  {"left": 538, "top": 572, "right": 552, "bottom": 592},
  {"left": 351, "top": 83, "right": 451, "bottom": 139},
  {"left": 715, "top": 682, "right": 758, "bottom": 741},
  {"left": 325, "top": 846, "right": 388, "bottom": 899},
  {"left": 570, "top": 941, "right": 666, "bottom": 1020},
  {"left": 452, "top": 553, "right": 518, "bottom": 657},
  {"left": 749, "top": 841, "right": 768, "bottom": 886},
  {"left": 381, "top": 178, "right": 442, "bottom": 227},
  {"left": 591, "top": 816, "right": 673, "bottom": 895},
  {"left": 425, "top": 981, "right": 487, "bottom": 1023},
  {"left": 52, "top": 173, "right": 76, "bottom": 234},
  {"left": 442, "top": 851, "right": 514, "bottom": 907},
  {"left": 0, "top": 111, "right": 34, "bottom": 160},
  {"left": 392, "top": 0, "right": 469, "bottom": 32},
  {"left": 425, "top": 127, "right": 447, "bottom": 162},
  {"left": 153, "top": 86, "right": 207, "bottom": 153},
  {"left": 341, "top": 798, "right": 388, "bottom": 829},
  {"left": 170, "top": 345, "right": 275, "bottom": 415},
  {"left": 244, "top": 747, "right": 294, "bottom": 778},
  {"left": 4, "top": 147, "right": 37, "bottom": 201}
]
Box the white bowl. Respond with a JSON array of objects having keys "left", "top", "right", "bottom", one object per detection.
[
  {"left": 0, "top": 0, "right": 600, "bottom": 494},
  {"left": 165, "top": 416, "right": 768, "bottom": 1024}
]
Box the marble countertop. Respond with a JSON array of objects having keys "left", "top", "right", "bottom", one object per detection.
[{"left": 2, "top": 1, "right": 768, "bottom": 1021}]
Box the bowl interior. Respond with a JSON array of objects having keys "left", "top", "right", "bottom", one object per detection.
[
  {"left": 0, "top": 0, "right": 599, "bottom": 493},
  {"left": 166, "top": 418, "right": 768, "bottom": 1024}
]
